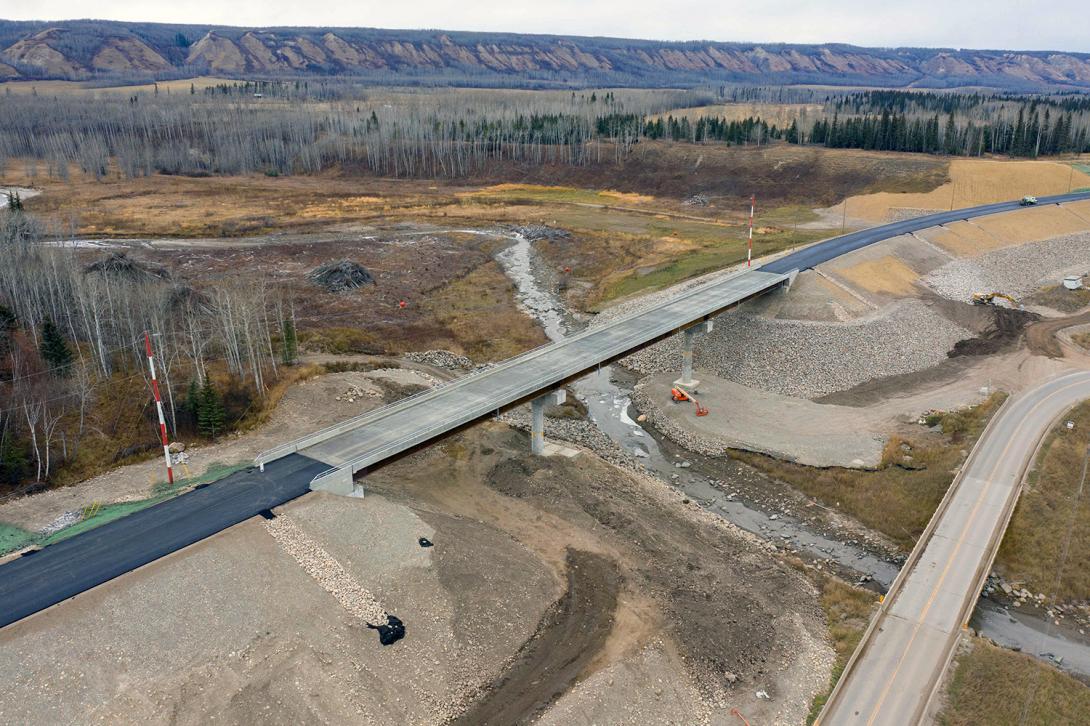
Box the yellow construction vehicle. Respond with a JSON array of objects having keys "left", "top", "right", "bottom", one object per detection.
[{"left": 971, "top": 292, "right": 1017, "bottom": 308}]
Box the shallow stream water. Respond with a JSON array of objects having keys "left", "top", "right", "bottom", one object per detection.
[{"left": 493, "top": 229, "right": 1090, "bottom": 679}]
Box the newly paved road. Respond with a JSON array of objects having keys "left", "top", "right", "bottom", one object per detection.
[
  {"left": 817, "top": 370, "right": 1090, "bottom": 725},
  {"left": 2, "top": 190, "right": 1089, "bottom": 630},
  {"left": 0, "top": 454, "right": 327, "bottom": 629}
]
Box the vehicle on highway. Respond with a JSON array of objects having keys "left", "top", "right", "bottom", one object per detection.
[{"left": 1020, "top": 195, "right": 1038, "bottom": 206}]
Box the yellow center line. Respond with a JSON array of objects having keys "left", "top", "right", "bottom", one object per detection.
[{"left": 863, "top": 375, "right": 1090, "bottom": 725}]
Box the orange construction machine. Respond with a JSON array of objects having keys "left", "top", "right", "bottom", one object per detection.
[{"left": 670, "top": 385, "right": 709, "bottom": 417}]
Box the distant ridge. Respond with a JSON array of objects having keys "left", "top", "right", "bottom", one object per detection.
[{"left": 2, "top": 19, "right": 1090, "bottom": 90}]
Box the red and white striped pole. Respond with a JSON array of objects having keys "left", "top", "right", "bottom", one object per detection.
[
  {"left": 747, "top": 194, "right": 756, "bottom": 267},
  {"left": 144, "top": 331, "right": 174, "bottom": 485}
]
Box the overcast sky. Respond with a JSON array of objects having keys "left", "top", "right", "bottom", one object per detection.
[{"left": 4, "top": 1, "right": 1088, "bottom": 53}]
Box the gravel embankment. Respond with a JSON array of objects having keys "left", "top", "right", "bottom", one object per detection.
[
  {"left": 924, "top": 231, "right": 1090, "bottom": 301},
  {"left": 621, "top": 299, "right": 971, "bottom": 399},
  {"left": 264, "top": 513, "right": 389, "bottom": 626},
  {"left": 500, "top": 409, "right": 642, "bottom": 471}
]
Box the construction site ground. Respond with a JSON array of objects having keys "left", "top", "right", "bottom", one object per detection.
[{"left": 0, "top": 419, "right": 833, "bottom": 725}]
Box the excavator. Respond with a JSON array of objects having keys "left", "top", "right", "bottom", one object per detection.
[
  {"left": 971, "top": 291, "right": 1017, "bottom": 308},
  {"left": 670, "top": 385, "right": 709, "bottom": 416}
]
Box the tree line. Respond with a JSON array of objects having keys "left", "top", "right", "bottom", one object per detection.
[{"left": 0, "top": 207, "right": 295, "bottom": 489}]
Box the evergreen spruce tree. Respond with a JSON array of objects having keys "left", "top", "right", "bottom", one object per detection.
[
  {"left": 185, "top": 378, "right": 202, "bottom": 429},
  {"left": 39, "top": 317, "right": 73, "bottom": 374},
  {"left": 281, "top": 317, "right": 297, "bottom": 366},
  {"left": 197, "top": 381, "right": 226, "bottom": 439}
]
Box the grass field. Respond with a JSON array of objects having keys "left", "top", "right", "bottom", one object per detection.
[
  {"left": 0, "top": 76, "right": 239, "bottom": 96},
  {"left": 939, "top": 638, "right": 1090, "bottom": 725},
  {"left": 734, "top": 394, "right": 1006, "bottom": 550},
  {"left": 995, "top": 399, "right": 1090, "bottom": 603}
]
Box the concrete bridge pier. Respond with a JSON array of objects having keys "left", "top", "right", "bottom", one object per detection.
[
  {"left": 675, "top": 320, "right": 713, "bottom": 391},
  {"left": 531, "top": 389, "right": 567, "bottom": 455}
]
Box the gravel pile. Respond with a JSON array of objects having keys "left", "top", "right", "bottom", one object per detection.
[
  {"left": 39, "top": 510, "right": 82, "bottom": 536},
  {"left": 404, "top": 350, "right": 475, "bottom": 371},
  {"left": 500, "top": 408, "right": 644, "bottom": 472},
  {"left": 681, "top": 194, "right": 710, "bottom": 207},
  {"left": 509, "top": 225, "right": 570, "bottom": 242},
  {"left": 886, "top": 207, "right": 944, "bottom": 222},
  {"left": 264, "top": 513, "right": 389, "bottom": 626},
  {"left": 924, "top": 231, "right": 1090, "bottom": 301},
  {"left": 622, "top": 299, "right": 971, "bottom": 399}
]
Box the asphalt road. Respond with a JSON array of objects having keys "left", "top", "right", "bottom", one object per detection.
[
  {"left": 2, "top": 190, "right": 1089, "bottom": 631},
  {"left": 817, "top": 370, "right": 1090, "bottom": 725},
  {"left": 0, "top": 454, "right": 327, "bottom": 629}
]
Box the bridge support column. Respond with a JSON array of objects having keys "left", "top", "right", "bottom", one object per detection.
[
  {"left": 675, "top": 320, "right": 713, "bottom": 391},
  {"left": 531, "top": 389, "right": 566, "bottom": 456}
]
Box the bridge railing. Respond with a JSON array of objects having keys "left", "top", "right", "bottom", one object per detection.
[{"left": 255, "top": 265, "right": 792, "bottom": 469}]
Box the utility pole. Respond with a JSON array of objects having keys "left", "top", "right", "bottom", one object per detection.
[
  {"left": 748, "top": 194, "right": 756, "bottom": 267},
  {"left": 841, "top": 198, "right": 848, "bottom": 234},
  {"left": 144, "top": 331, "right": 174, "bottom": 485},
  {"left": 1070, "top": 161, "right": 1076, "bottom": 193}
]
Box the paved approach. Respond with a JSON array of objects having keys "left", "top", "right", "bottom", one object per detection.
[
  {"left": 817, "top": 370, "right": 1090, "bottom": 725},
  {"left": 2, "top": 190, "right": 1089, "bottom": 630}
]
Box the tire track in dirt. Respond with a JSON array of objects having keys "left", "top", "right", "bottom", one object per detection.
[{"left": 450, "top": 549, "right": 621, "bottom": 726}]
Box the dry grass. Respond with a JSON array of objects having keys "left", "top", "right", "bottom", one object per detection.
[
  {"left": 1026, "top": 284, "right": 1090, "bottom": 314},
  {"left": 841, "top": 158, "right": 1090, "bottom": 223},
  {"left": 0, "top": 76, "right": 238, "bottom": 96},
  {"left": 939, "top": 638, "right": 1090, "bottom": 725},
  {"left": 807, "top": 576, "right": 878, "bottom": 723},
  {"left": 835, "top": 255, "right": 920, "bottom": 296},
  {"left": 424, "top": 260, "right": 547, "bottom": 361},
  {"left": 995, "top": 399, "right": 1090, "bottom": 603},
  {"left": 733, "top": 393, "right": 1006, "bottom": 550}
]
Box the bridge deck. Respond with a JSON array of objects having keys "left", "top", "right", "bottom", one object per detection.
[{"left": 258, "top": 269, "right": 790, "bottom": 474}]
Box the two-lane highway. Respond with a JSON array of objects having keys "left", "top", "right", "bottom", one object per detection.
[{"left": 817, "top": 370, "right": 1090, "bottom": 725}]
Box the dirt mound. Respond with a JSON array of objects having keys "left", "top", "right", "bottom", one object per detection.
[
  {"left": 510, "top": 225, "right": 570, "bottom": 242},
  {"left": 948, "top": 306, "right": 1039, "bottom": 358},
  {"left": 308, "top": 259, "right": 375, "bottom": 292},
  {"left": 83, "top": 251, "right": 170, "bottom": 280}
]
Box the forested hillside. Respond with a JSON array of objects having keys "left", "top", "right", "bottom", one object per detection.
[{"left": 3, "top": 19, "right": 1090, "bottom": 90}]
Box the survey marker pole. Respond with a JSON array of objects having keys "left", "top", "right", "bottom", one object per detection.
[{"left": 144, "top": 332, "right": 174, "bottom": 485}]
